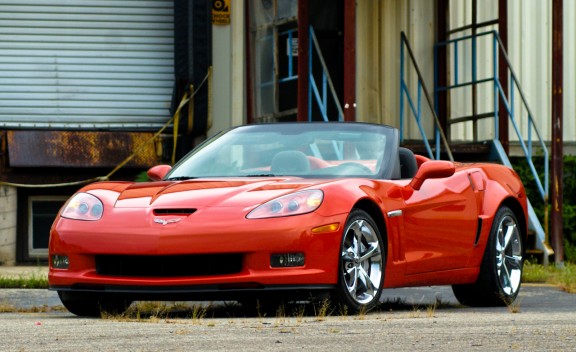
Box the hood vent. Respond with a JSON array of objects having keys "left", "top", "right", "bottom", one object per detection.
[{"left": 153, "top": 208, "right": 197, "bottom": 215}]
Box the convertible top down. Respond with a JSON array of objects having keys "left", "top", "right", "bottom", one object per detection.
[{"left": 49, "top": 123, "right": 527, "bottom": 316}]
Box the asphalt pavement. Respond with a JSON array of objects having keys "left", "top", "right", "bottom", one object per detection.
[{"left": 1, "top": 266, "right": 575, "bottom": 351}]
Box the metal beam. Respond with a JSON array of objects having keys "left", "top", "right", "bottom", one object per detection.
[
  {"left": 343, "top": 0, "right": 356, "bottom": 122},
  {"left": 436, "top": 0, "right": 449, "bottom": 137},
  {"left": 551, "top": 0, "right": 564, "bottom": 265},
  {"left": 297, "top": 0, "right": 309, "bottom": 122},
  {"left": 498, "top": 0, "right": 509, "bottom": 154}
]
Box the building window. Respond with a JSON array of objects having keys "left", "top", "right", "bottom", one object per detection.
[
  {"left": 27, "top": 196, "right": 67, "bottom": 258},
  {"left": 249, "top": 0, "right": 299, "bottom": 122}
]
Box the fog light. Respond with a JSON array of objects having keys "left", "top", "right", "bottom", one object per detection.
[
  {"left": 270, "top": 253, "right": 305, "bottom": 267},
  {"left": 51, "top": 255, "right": 69, "bottom": 269}
]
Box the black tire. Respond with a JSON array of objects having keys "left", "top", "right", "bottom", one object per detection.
[
  {"left": 335, "top": 209, "right": 385, "bottom": 313},
  {"left": 58, "top": 291, "right": 132, "bottom": 317},
  {"left": 452, "top": 206, "right": 524, "bottom": 307}
]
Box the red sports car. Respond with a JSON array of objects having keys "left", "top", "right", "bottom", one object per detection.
[{"left": 49, "top": 123, "right": 527, "bottom": 317}]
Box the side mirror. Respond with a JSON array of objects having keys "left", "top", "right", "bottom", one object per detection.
[
  {"left": 147, "top": 165, "right": 172, "bottom": 181},
  {"left": 409, "top": 160, "right": 455, "bottom": 191}
]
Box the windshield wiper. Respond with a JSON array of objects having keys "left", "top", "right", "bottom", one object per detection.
[
  {"left": 245, "top": 173, "right": 276, "bottom": 177},
  {"left": 165, "top": 176, "right": 197, "bottom": 181}
]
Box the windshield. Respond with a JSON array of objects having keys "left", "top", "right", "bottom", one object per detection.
[{"left": 166, "top": 123, "right": 398, "bottom": 179}]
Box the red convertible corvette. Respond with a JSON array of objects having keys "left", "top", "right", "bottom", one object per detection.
[{"left": 49, "top": 123, "right": 527, "bottom": 317}]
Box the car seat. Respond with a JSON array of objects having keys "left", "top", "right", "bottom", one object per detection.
[
  {"left": 398, "top": 147, "right": 418, "bottom": 179},
  {"left": 271, "top": 151, "right": 311, "bottom": 175}
]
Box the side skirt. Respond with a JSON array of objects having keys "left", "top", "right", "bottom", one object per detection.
[{"left": 384, "top": 267, "right": 480, "bottom": 289}]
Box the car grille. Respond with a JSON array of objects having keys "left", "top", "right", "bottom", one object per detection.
[{"left": 95, "top": 254, "right": 243, "bottom": 277}]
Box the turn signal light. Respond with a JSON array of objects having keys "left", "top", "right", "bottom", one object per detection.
[{"left": 51, "top": 255, "right": 69, "bottom": 269}]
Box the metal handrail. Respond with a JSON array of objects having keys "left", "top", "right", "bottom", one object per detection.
[
  {"left": 400, "top": 32, "right": 454, "bottom": 161},
  {"left": 434, "top": 30, "right": 548, "bottom": 202},
  {"left": 308, "top": 26, "right": 344, "bottom": 122},
  {"left": 255, "top": 26, "right": 343, "bottom": 123},
  {"left": 492, "top": 32, "right": 549, "bottom": 201}
]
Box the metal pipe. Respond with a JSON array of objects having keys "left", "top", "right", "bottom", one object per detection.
[
  {"left": 297, "top": 0, "right": 309, "bottom": 122},
  {"left": 551, "top": 0, "right": 564, "bottom": 266}
]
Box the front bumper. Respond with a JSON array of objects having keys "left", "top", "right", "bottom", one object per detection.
[{"left": 49, "top": 207, "right": 347, "bottom": 294}]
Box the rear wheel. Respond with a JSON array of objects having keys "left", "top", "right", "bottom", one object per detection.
[
  {"left": 58, "top": 291, "right": 132, "bottom": 317},
  {"left": 335, "top": 209, "right": 385, "bottom": 313},
  {"left": 452, "top": 206, "right": 524, "bottom": 306}
]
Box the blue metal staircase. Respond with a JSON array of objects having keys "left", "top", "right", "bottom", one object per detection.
[
  {"left": 400, "top": 31, "right": 553, "bottom": 263},
  {"left": 256, "top": 25, "right": 343, "bottom": 122},
  {"left": 308, "top": 26, "right": 344, "bottom": 122}
]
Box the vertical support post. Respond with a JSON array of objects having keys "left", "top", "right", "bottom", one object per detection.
[
  {"left": 297, "top": 0, "right": 309, "bottom": 122},
  {"left": 551, "top": 0, "right": 564, "bottom": 266},
  {"left": 493, "top": 35, "right": 499, "bottom": 139},
  {"left": 400, "top": 37, "right": 405, "bottom": 142},
  {"left": 436, "top": 0, "right": 449, "bottom": 140},
  {"left": 273, "top": 5, "right": 279, "bottom": 117},
  {"left": 471, "top": 0, "right": 478, "bottom": 142},
  {"left": 343, "top": 0, "right": 356, "bottom": 122},
  {"left": 308, "top": 28, "right": 313, "bottom": 121},
  {"left": 498, "top": 0, "right": 509, "bottom": 153},
  {"left": 245, "top": 1, "right": 254, "bottom": 124}
]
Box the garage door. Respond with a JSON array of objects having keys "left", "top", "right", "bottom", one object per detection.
[{"left": 0, "top": 0, "right": 174, "bottom": 130}]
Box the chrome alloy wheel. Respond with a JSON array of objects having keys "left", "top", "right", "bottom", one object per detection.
[
  {"left": 495, "top": 214, "right": 523, "bottom": 296},
  {"left": 341, "top": 218, "right": 383, "bottom": 305}
]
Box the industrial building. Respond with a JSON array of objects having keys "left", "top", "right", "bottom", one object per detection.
[{"left": 0, "top": 0, "right": 572, "bottom": 264}]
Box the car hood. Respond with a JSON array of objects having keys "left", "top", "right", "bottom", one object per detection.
[{"left": 105, "top": 178, "right": 326, "bottom": 209}]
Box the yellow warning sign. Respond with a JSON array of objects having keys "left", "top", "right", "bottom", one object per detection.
[{"left": 212, "top": 0, "right": 230, "bottom": 25}]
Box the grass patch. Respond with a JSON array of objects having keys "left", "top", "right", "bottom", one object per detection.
[
  {"left": 0, "top": 302, "right": 66, "bottom": 313},
  {"left": 506, "top": 297, "right": 522, "bottom": 314},
  {"left": 522, "top": 261, "right": 576, "bottom": 293},
  {"left": 0, "top": 273, "right": 48, "bottom": 289},
  {"left": 101, "top": 301, "right": 214, "bottom": 322}
]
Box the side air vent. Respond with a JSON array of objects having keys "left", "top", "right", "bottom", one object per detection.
[{"left": 153, "top": 208, "right": 197, "bottom": 215}]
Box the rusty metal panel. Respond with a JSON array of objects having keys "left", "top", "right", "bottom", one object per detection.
[{"left": 7, "top": 131, "right": 159, "bottom": 168}]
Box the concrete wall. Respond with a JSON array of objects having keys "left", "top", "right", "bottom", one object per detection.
[{"left": 0, "top": 186, "right": 17, "bottom": 265}]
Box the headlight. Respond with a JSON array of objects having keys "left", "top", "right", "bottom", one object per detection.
[
  {"left": 61, "top": 193, "right": 104, "bottom": 221},
  {"left": 247, "top": 190, "right": 323, "bottom": 219}
]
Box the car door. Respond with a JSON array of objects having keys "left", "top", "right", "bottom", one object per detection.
[{"left": 401, "top": 170, "right": 478, "bottom": 274}]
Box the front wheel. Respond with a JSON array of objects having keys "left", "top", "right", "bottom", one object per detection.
[
  {"left": 335, "top": 209, "right": 385, "bottom": 313},
  {"left": 452, "top": 206, "right": 524, "bottom": 306},
  {"left": 58, "top": 291, "right": 133, "bottom": 317}
]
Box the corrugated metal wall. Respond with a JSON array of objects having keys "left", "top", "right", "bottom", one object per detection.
[
  {"left": 355, "top": 0, "right": 437, "bottom": 140},
  {"left": 447, "top": 0, "right": 499, "bottom": 142},
  {"left": 508, "top": 0, "right": 575, "bottom": 143},
  {"left": 355, "top": 0, "right": 576, "bottom": 144},
  {"left": 0, "top": 0, "right": 174, "bottom": 130}
]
